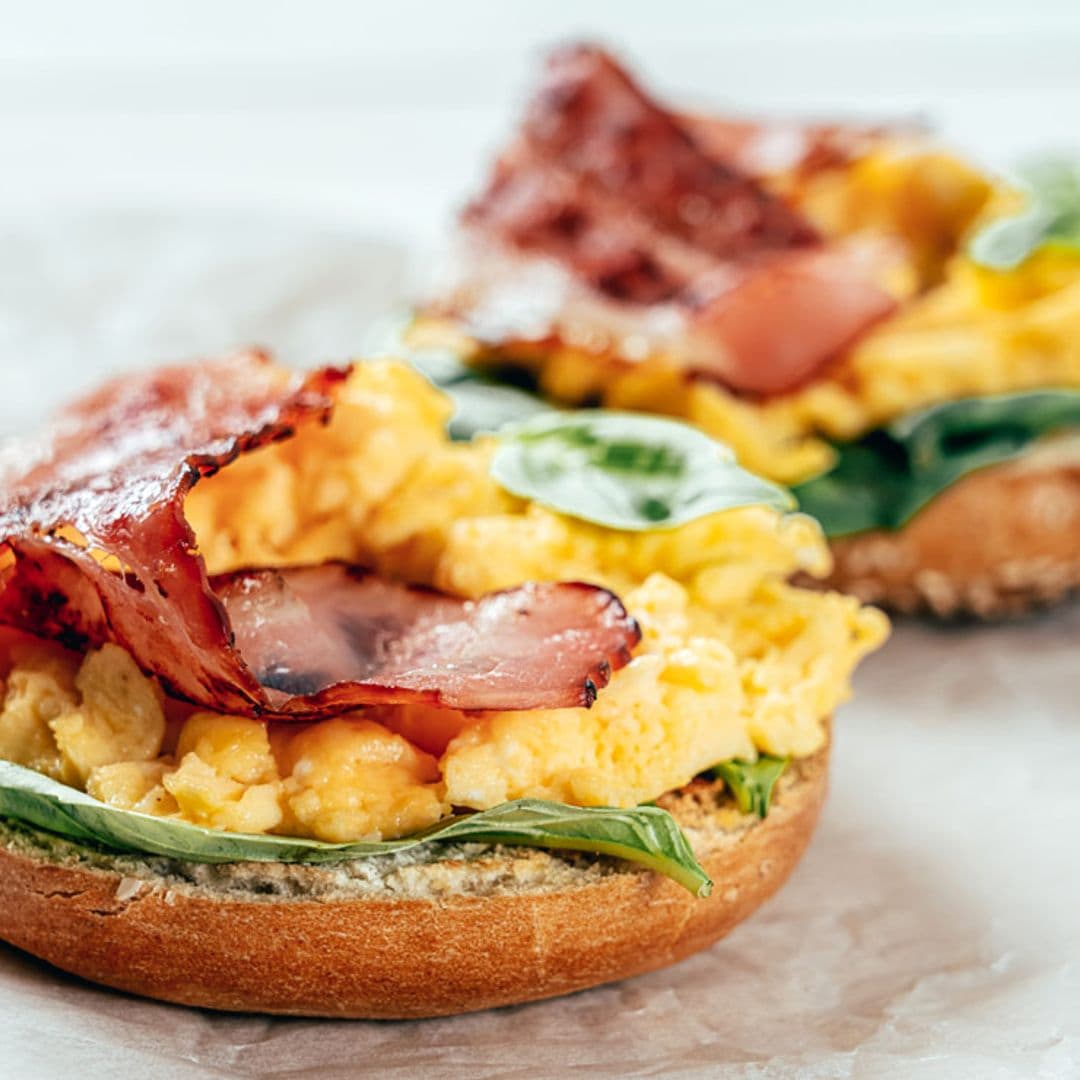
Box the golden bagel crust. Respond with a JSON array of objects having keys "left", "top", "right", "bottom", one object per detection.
[
  {"left": 821, "top": 457, "right": 1080, "bottom": 618},
  {"left": 0, "top": 746, "right": 828, "bottom": 1019}
]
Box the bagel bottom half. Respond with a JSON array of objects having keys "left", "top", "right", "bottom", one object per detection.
[
  {"left": 821, "top": 456, "right": 1080, "bottom": 618},
  {"left": 0, "top": 741, "right": 829, "bottom": 1019}
]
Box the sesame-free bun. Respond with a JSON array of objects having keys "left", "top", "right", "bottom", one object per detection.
[
  {"left": 823, "top": 454, "right": 1080, "bottom": 618},
  {"left": 0, "top": 745, "right": 827, "bottom": 1019}
]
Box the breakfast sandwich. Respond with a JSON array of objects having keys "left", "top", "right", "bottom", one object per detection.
[
  {"left": 415, "top": 44, "right": 1080, "bottom": 617},
  {"left": 0, "top": 352, "right": 886, "bottom": 1017}
]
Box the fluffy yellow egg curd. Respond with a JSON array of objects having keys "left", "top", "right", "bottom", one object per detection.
[
  {"left": 0, "top": 362, "right": 888, "bottom": 842},
  {"left": 415, "top": 149, "right": 1080, "bottom": 486}
]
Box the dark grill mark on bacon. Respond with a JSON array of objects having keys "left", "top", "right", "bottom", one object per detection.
[
  {"left": 0, "top": 356, "right": 640, "bottom": 718},
  {"left": 259, "top": 666, "right": 333, "bottom": 698}
]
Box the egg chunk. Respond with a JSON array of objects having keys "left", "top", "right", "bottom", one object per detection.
[
  {"left": 277, "top": 719, "right": 447, "bottom": 843},
  {"left": 0, "top": 639, "right": 165, "bottom": 787}
]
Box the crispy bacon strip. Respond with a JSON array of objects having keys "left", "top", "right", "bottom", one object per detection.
[
  {"left": 0, "top": 355, "right": 639, "bottom": 716},
  {"left": 441, "top": 44, "right": 896, "bottom": 395}
]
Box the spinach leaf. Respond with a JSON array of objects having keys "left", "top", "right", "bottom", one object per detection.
[
  {"left": 0, "top": 761, "right": 711, "bottom": 896},
  {"left": 969, "top": 159, "right": 1080, "bottom": 270},
  {"left": 492, "top": 411, "right": 794, "bottom": 531},
  {"left": 711, "top": 756, "right": 789, "bottom": 819},
  {"left": 793, "top": 390, "right": 1080, "bottom": 536}
]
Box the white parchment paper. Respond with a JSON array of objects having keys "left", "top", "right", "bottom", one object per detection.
[{"left": 0, "top": 211, "right": 1077, "bottom": 1079}]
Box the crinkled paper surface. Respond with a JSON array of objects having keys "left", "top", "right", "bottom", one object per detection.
[{"left": 0, "top": 212, "right": 1077, "bottom": 1079}]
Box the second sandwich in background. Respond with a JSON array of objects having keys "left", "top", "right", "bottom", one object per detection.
[{"left": 414, "top": 43, "right": 1080, "bottom": 618}]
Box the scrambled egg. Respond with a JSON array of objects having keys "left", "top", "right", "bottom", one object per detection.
[
  {"left": 0, "top": 362, "right": 887, "bottom": 841},
  {"left": 0, "top": 636, "right": 448, "bottom": 843},
  {"left": 0, "top": 638, "right": 165, "bottom": 788},
  {"left": 277, "top": 719, "right": 446, "bottom": 843},
  {"left": 417, "top": 149, "right": 1080, "bottom": 486}
]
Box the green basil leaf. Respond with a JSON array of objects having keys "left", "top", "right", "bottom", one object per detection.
[
  {"left": 0, "top": 760, "right": 711, "bottom": 896},
  {"left": 711, "top": 756, "right": 789, "bottom": 819},
  {"left": 492, "top": 411, "right": 794, "bottom": 531},
  {"left": 968, "top": 158, "right": 1080, "bottom": 270},
  {"left": 794, "top": 389, "right": 1080, "bottom": 536}
]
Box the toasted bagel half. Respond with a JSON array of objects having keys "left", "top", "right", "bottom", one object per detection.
[
  {"left": 822, "top": 456, "right": 1080, "bottom": 618},
  {"left": 0, "top": 744, "right": 828, "bottom": 1019}
]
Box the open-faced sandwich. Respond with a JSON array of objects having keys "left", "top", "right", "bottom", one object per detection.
[
  {"left": 415, "top": 44, "right": 1080, "bottom": 617},
  {"left": 0, "top": 353, "right": 886, "bottom": 1017}
]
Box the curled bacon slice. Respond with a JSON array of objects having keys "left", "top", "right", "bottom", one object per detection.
[
  {"left": 216, "top": 565, "right": 637, "bottom": 713},
  {"left": 440, "top": 44, "right": 896, "bottom": 395},
  {"left": 0, "top": 355, "right": 639, "bottom": 717}
]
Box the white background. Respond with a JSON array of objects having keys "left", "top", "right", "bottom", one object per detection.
[
  {"left": 2, "top": 0, "right": 1080, "bottom": 243},
  {"left": 3, "top": 0, "right": 1080, "bottom": 431},
  {"left": 1, "top": 4, "right": 1079, "bottom": 1077}
]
